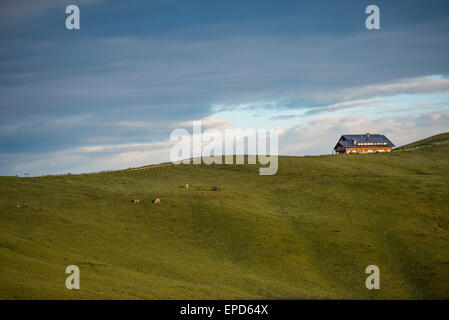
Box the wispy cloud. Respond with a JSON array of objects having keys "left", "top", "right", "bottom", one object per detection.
[
  {"left": 329, "top": 76, "right": 449, "bottom": 103},
  {"left": 279, "top": 110, "right": 449, "bottom": 156},
  {"left": 1, "top": 1, "right": 449, "bottom": 175},
  {"left": 304, "top": 99, "right": 381, "bottom": 116}
]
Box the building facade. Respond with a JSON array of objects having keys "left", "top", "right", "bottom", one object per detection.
[{"left": 334, "top": 133, "right": 395, "bottom": 154}]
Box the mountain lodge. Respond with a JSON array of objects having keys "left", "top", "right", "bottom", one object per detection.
[{"left": 334, "top": 133, "right": 395, "bottom": 154}]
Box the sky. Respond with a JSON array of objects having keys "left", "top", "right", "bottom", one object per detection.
[{"left": 0, "top": 0, "right": 448, "bottom": 176}]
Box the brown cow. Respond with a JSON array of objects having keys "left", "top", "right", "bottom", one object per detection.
[{"left": 153, "top": 198, "right": 160, "bottom": 204}]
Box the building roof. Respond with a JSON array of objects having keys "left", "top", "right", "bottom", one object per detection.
[{"left": 334, "top": 134, "right": 395, "bottom": 150}]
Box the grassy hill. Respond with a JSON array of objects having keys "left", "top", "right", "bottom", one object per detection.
[
  {"left": 396, "top": 132, "right": 449, "bottom": 150},
  {"left": 1, "top": 134, "right": 449, "bottom": 299}
]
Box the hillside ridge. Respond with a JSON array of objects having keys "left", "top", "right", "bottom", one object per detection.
[
  {"left": 397, "top": 132, "right": 449, "bottom": 150},
  {"left": 0, "top": 133, "right": 448, "bottom": 299}
]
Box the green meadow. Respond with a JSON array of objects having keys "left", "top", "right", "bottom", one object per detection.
[{"left": 1, "top": 133, "right": 448, "bottom": 299}]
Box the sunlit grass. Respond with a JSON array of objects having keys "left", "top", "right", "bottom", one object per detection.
[{"left": 0, "top": 134, "right": 448, "bottom": 299}]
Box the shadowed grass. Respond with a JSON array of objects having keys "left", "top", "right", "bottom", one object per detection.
[{"left": 0, "top": 134, "right": 448, "bottom": 299}]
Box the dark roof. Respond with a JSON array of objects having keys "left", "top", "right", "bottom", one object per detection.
[{"left": 334, "top": 134, "right": 395, "bottom": 150}]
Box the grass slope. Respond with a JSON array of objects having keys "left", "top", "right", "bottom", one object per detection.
[
  {"left": 1, "top": 136, "right": 449, "bottom": 299},
  {"left": 397, "top": 132, "right": 449, "bottom": 150}
]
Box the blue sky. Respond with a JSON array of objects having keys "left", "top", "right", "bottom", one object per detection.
[{"left": 1, "top": 0, "right": 449, "bottom": 175}]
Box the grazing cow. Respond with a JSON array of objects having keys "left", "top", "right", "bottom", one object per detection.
[
  {"left": 153, "top": 198, "right": 160, "bottom": 204},
  {"left": 132, "top": 199, "right": 140, "bottom": 204}
]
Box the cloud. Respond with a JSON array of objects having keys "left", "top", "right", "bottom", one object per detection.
[
  {"left": 3, "top": 109, "right": 448, "bottom": 176},
  {"left": 80, "top": 141, "right": 172, "bottom": 153},
  {"left": 209, "top": 75, "right": 449, "bottom": 115},
  {"left": 269, "top": 115, "right": 298, "bottom": 120},
  {"left": 3, "top": 140, "right": 174, "bottom": 176},
  {"left": 326, "top": 76, "right": 449, "bottom": 103},
  {"left": 1, "top": 1, "right": 449, "bottom": 175},
  {"left": 279, "top": 110, "right": 449, "bottom": 156},
  {"left": 2, "top": 26, "right": 448, "bottom": 122},
  {"left": 176, "top": 119, "right": 233, "bottom": 132},
  {"left": 303, "top": 99, "right": 382, "bottom": 116},
  {"left": 0, "top": 115, "right": 233, "bottom": 175}
]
